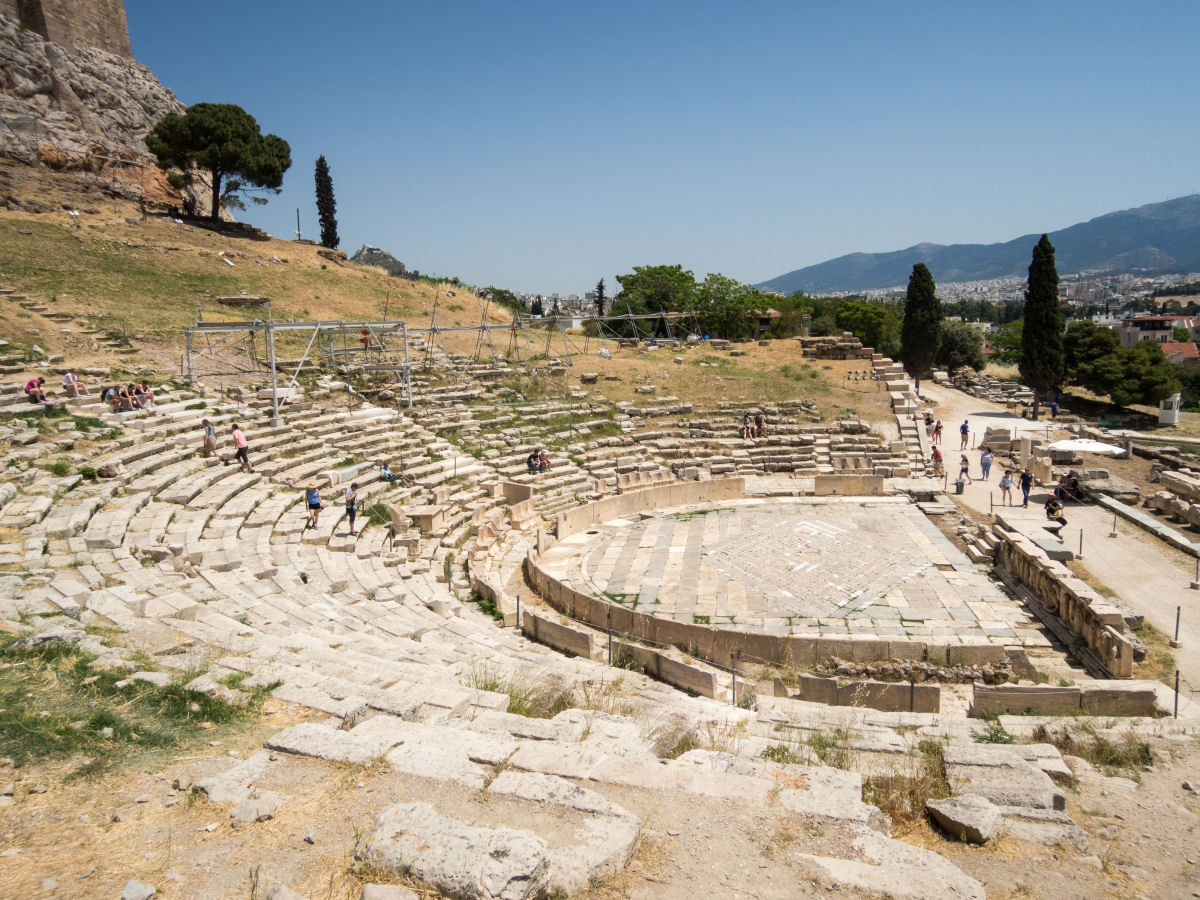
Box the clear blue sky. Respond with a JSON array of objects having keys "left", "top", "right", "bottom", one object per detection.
[{"left": 125, "top": 0, "right": 1200, "bottom": 296}]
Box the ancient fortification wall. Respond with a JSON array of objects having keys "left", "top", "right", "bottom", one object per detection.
[{"left": 0, "top": 0, "right": 130, "bottom": 57}]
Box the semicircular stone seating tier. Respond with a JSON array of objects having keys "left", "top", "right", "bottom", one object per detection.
[{"left": 0, "top": 366, "right": 1100, "bottom": 896}]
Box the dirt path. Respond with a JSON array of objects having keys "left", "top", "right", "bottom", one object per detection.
[{"left": 920, "top": 383, "right": 1199, "bottom": 701}]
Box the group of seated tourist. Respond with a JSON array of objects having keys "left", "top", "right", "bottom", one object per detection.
[
  {"left": 100, "top": 381, "right": 156, "bottom": 412},
  {"left": 24, "top": 371, "right": 91, "bottom": 403},
  {"left": 526, "top": 449, "right": 551, "bottom": 475},
  {"left": 21, "top": 371, "right": 162, "bottom": 412}
]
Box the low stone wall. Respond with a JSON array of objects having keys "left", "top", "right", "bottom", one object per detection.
[
  {"left": 614, "top": 641, "right": 722, "bottom": 699},
  {"left": 970, "top": 682, "right": 1158, "bottom": 718},
  {"left": 521, "top": 610, "right": 598, "bottom": 660},
  {"left": 780, "top": 673, "right": 941, "bottom": 713},
  {"left": 554, "top": 478, "right": 746, "bottom": 539},
  {"left": 993, "top": 528, "right": 1135, "bottom": 678},
  {"left": 470, "top": 574, "right": 517, "bottom": 627},
  {"left": 814, "top": 474, "right": 885, "bottom": 496},
  {"left": 529, "top": 528, "right": 1008, "bottom": 672}
]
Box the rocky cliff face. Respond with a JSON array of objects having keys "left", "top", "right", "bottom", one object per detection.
[{"left": 0, "top": 13, "right": 214, "bottom": 212}]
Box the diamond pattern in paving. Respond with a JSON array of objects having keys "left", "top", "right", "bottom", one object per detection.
[{"left": 547, "top": 498, "right": 1035, "bottom": 644}]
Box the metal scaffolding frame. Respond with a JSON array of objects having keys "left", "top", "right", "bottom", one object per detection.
[{"left": 183, "top": 303, "right": 703, "bottom": 414}]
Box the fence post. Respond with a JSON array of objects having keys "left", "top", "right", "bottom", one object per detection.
[
  {"left": 731, "top": 652, "right": 737, "bottom": 706},
  {"left": 1171, "top": 606, "right": 1183, "bottom": 649}
]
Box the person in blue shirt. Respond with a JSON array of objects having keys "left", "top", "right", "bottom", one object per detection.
[{"left": 304, "top": 481, "right": 323, "bottom": 529}]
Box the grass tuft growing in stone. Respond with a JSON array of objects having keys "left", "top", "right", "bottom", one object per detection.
[
  {"left": 463, "top": 662, "right": 575, "bottom": 719},
  {"left": 0, "top": 634, "right": 274, "bottom": 778},
  {"left": 862, "top": 739, "right": 950, "bottom": 829},
  {"left": 1030, "top": 722, "right": 1153, "bottom": 777},
  {"left": 971, "top": 720, "right": 1015, "bottom": 744}
]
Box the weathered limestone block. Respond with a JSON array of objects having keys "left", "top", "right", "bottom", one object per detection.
[
  {"left": 926, "top": 794, "right": 1002, "bottom": 844},
  {"left": 358, "top": 803, "right": 550, "bottom": 900}
]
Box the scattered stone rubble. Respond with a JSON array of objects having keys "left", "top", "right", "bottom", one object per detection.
[
  {"left": 951, "top": 369, "right": 1035, "bottom": 407},
  {"left": 796, "top": 331, "right": 875, "bottom": 360},
  {"left": 816, "top": 656, "right": 1013, "bottom": 685}
]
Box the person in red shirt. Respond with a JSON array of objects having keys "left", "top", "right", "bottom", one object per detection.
[{"left": 24, "top": 376, "right": 47, "bottom": 403}]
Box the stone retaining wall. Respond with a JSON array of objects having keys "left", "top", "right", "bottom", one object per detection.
[
  {"left": 779, "top": 673, "right": 941, "bottom": 713},
  {"left": 554, "top": 478, "right": 746, "bottom": 539},
  {"left": 970, "top": 682, "right": 1158, "bottom": 717},
  {"left": 520, "top": 610, "right": 598, "bottom": 660},
  {"left": 993, "top": 528, "right": 1135, "bottom": 678},
  {"left": 614, "top": 641, "right": 722, "bottom": 699}
]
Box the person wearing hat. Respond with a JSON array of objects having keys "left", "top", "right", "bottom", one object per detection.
[
  {"left": 304, "top": 481, "right": 324, "bottom": 529},
  {"left": 344, "top": 482, "right": 360, "bottom": 536}
]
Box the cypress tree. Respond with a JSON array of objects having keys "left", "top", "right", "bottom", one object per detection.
[
  {"left": 595, "top": 278, "right": 607, "bottom": 317},
  {"left": 314, "top": 155, "right": 339, "bottom": 249},
  {"left": 900, "top": 262, "right": 943, "bottom": 394},
  {"left": 1019, "top": 234, "right": 1065, "bottom": 420}
]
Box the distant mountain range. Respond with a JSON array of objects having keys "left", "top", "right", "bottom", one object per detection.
[{"left": 758, "top": 195, "right": 1200, "bottom": 294}]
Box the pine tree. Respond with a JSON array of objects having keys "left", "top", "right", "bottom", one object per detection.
[
  {"left": 595, "top": 278, "right": 607, "bottom": 317},
  {"left": 1019, "top": 234, "right": 1065, "bottom": 420},
  {"left": 314, "top": 155, "right": 339, "bottom": 249},
  {"left": 900, "top": 262, "right": 943, "bottom": 394}
]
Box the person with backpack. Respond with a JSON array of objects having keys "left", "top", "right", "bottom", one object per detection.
[
  {"left": 1019, "top": 468, "right": 1034, "bottom": 508},
  {"left": 959, "top": 420, "right": 970, "bottom": 450}
]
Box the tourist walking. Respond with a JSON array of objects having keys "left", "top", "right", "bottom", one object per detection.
[
  {"left": 998, "top": 470, "right": 1014, "bottom": 506},
  {"left": 979, "top": 449, "right": 993, "bottom": 481},
  {"left": 201, "top": 418, "right": 216, "bottom": 456},
  {"left": 933, "top": 420, "right": 943, "bottom": 445},
  {"left": 344, "top": 482, "right": 359, "bottom": 536},
  {"left": 1019, "top": 468, "right": 1033, "bottom": 508},
  {"left": 959, "top": 419, "right": 970, "bottom": 450},
  {"left": 958, "top": 454, "right": 973, "bottom": 485},
  {"left": 304, "top": 481, "right": 323, "bottom": 529},
  {"left": 230, "top": 423, "right": 253, "bottom": 473}
]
